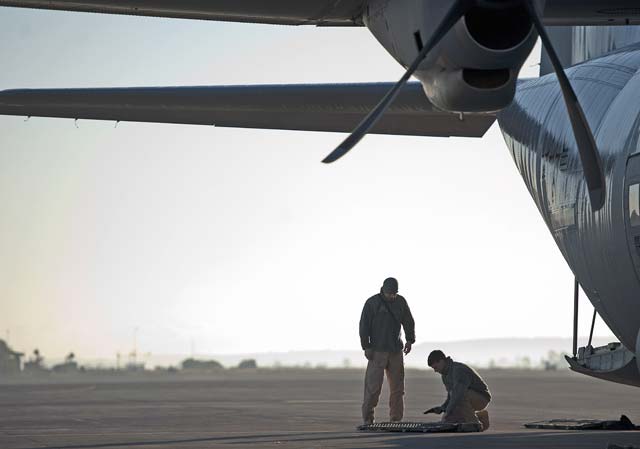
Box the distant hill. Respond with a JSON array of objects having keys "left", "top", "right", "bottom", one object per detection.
[{"left": 104, "top": 336, "right": 614, "bottom": 370}]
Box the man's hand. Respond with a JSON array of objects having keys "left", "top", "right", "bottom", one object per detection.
[
  {"left": 403, "top": 342, "right": 412, "bottom": 355},
  {"left": 364, "top": 348, "right": 374, "bottom": 361},
  {"left": 423, "top": 406, "right": 444, "bottom": 415}
]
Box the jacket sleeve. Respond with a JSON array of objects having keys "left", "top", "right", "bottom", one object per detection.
[
  {"left": 444, "top": 366, "right": 472, "bottom": 416},
  {"left": 441, "top": 391, "right": 450, "bottom": 411},
  {"left": 402, "top": 298, "right": 416, "bottom": 344},
  {"left": 359, "top": 299, "right": 373, "bottom": 350}
]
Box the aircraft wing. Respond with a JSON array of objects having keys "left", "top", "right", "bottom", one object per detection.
[
  {"left": 0, "top": 0, "right": 639, "bottom": 25},
  {"left": 0, "top": 0, "right": 367, "bottom": 26},
  {"left": 0, "top": 83, "right": 496, "bottom": 137}
]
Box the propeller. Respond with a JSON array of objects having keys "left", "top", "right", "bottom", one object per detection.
[
  {"left": 322, "top": 0, "right": 606, "bottom": 211},
  {"left": 523, "top": 0, "right": 606, "bottom": 210},
  {"left": 321, "top": 0, "right": 473, "bottom": 164}
]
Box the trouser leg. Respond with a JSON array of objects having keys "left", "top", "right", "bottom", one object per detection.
[
  {"left": 468, "top": 390, "right": 490, "bottom": 430},
  {"left": 386, "top": 351, "right": 405, "bottom": 422},
  {"left": 443, "top": 390, "right": 490, "bottom": 424},
  {"left": 362, "top": 352, "right": 387, "bottom": 424},
  {"left": 443, "top": 398, "right": 477, "bottom": 424}
]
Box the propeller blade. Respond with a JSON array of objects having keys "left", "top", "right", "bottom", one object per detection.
[
  {"left": 322, "top": 0, "right": 472, "bottom": 164},
  {"left": 524, "top": 0, "right": 606, "bottom": 210}
]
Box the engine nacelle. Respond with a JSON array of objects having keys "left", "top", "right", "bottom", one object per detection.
[{"left": 364, "top": 0, "right": 539, "bottom": 112}]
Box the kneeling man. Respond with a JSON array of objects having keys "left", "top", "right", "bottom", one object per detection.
[{"left": 426, "top": 350, "right": 491, "bottom": 430}]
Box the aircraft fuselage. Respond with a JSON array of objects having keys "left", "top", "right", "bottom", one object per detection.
[{"left": 498, "top": 44, "right": 640, "bottom": 359}]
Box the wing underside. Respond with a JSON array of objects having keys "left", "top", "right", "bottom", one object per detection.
[
  {"left": 0, "top": 0, "right": 367, "bottom": 26},
  {"left": 1, "top": 0, "right": 640, "bottom": 25},
  {"left": 0, "top": 83, "right": 496, "bottom": 137}
]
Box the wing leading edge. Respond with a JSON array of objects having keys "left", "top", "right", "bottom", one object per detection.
[
  {"left": 0, "top": 83, "right": 496, "bottom": 137},
  {"left": 1, "top": 0, "right": 640, "bottom": 25},
  {"left": 0, "top": 0, "right": 366, "bottom": 26}
]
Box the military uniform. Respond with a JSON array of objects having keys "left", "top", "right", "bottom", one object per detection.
[
  {"left": 439, "top": 357, "right": 491, "bottom": 427},
  {"left": 359, "top": 288, "right": 415, "bottom": 424}
]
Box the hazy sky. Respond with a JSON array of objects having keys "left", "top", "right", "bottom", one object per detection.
[{"left": 0, "top": 8, "right": 615, "bottom": 360}]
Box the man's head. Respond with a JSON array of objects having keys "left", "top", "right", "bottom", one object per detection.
[
  {"left": 382, "top": 277, "right": 398, "bottom": 299},
  {"left": 428, "top": 350, "right": 447, "bottom": 374}
]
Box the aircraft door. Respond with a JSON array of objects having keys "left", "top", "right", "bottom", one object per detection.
[{"left": 625, "top": 154, "right": 640, "bottom": 280}]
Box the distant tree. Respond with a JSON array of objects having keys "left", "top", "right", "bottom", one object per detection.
[
  {"left": 516, "top": 356, "right": 532, "bottom": 369},
  {"left": 541, "top": 350, "right": 569, "bottom": 371},
  {"left": 181, "top": 358, "right": 223, "bottom": 370},
  {"left": 23, "top": 349, "right": 48, "bottom": 374},
  {"left": 32, "top": 349, "right": 43, "bottom": 365},
  {"left": 52, "top": 351, "right": 79, "bottom": 374},
  {"left": 237, "top": 359, "right": 257, "bottom": 369}
]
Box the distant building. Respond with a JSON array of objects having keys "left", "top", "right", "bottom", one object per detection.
[
  {"left": 0, "top": 339, "right": 24, "bottom": 376},
  {"left": 124, "top": 350, "right": 146, "bottom": 372},
  {"left": 124, "top": 362, "right": 145, "bottom": 372}
]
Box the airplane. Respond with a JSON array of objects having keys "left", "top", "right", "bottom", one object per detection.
[{"left": 1, "top": 0, "right": 640, "bottom": 387}]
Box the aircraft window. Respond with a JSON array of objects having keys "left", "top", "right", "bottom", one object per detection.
[{"left": 630, "top": 184, "right": 640, "bottom": 227}]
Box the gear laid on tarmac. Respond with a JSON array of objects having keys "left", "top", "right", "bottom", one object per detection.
[
  {"left": 357, "top": 421, "right": 482, "bottom": 433},
  {"left": 524, "top": 415, "right": 638, "bottom": 430}
]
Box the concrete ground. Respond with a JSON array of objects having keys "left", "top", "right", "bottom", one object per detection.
[{"left": 1, "top": 368, "right": 640, "bottom": 449}]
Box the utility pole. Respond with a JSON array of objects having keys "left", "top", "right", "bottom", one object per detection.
[{"left": 132, "top": 327, "right": 139, "bottom": 365}]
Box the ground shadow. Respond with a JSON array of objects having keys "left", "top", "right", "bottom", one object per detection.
[
  {"left": 359, "top": 430, "right": 640, "bottom": 449},
  {"left": 16, "top": 430, "right": 640, "bottom": 449}
]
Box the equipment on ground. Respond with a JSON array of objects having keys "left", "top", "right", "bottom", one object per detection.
[
  {"left": 525, "top": 416, "right": 638, "bottom": 430},
  {"left": 357, "top": 421, "right": 481, "bottom": 433}
]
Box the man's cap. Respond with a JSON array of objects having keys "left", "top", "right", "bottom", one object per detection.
[{"left": 382, "top": 277, "right": 399, "bottom": 294}]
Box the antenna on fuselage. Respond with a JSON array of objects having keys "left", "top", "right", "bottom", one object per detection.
[
  {"left": 573, "top": 278, "right": 579, "bottom": 358},
  {"left": 572, "top": 277, "right": 600, "bottom": 358},
  {"left": 587, "top": 308, "right": 597, "bottom": 348}
]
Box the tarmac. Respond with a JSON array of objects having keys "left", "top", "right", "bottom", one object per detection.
[{"left": 1, "top": 368, "right": 640, "bottom": 449}]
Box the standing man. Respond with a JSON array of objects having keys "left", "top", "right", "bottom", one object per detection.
[
  {"left": 426, "top": 350, "right": 491, "bottom": 431},
  {"left": 359, "top": 277, "right": 415, "bottom": 425}
]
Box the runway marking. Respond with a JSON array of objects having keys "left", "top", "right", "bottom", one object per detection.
[
  {"left": 24, "top": 386, "right": 98, "bottom": 395},
  {"left": 3, "top": 428, "right": 75, "bottom": 432},
  {"left": 70, "top": 418, "right": 103, "bottom": 425}
]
